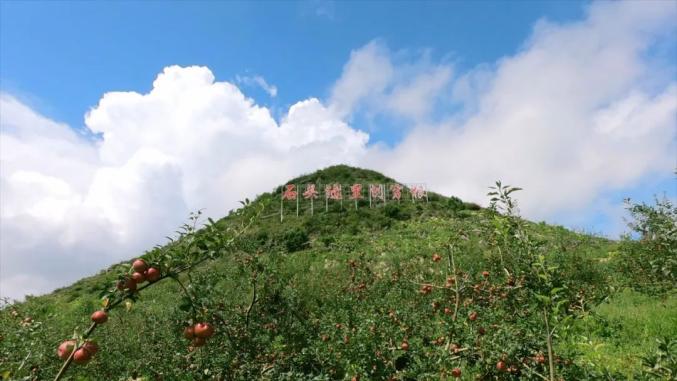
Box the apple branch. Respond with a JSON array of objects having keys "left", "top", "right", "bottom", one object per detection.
[{"left": 52, "top": 202, "right": 265, "bottom": 381}]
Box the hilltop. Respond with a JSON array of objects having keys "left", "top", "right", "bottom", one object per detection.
[{"left": 0, "top": 166, "right": 674, "bottom": 380}]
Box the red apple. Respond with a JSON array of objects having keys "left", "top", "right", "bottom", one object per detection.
[
  {"left": 451, "top": 367, "right": 462, "bottom": 378},
  {"left": 145, "top": 267, "right": 161, "bottom": 282},
  {"left": 468, "top": 311, "right": 478, "bottom": 321},
  {"left": 496, "top": 361, "right": 507, "bottom": 371},
  {"left": 400, "top": 341, "right": 409, "bottom": 351},
  {"left": 73, "top": 348, "right": 92, "bottom": 364},
  {"left": 193, "top": 322, "right": 214, "bottom": 338},
  {"left": 91, "top": 310, "right": 108, "bottom": 324},
  {"left": 132, "top": 259, "right": 148, "bottom": 273},
  {"left": 131, "top": 272, "right": 145, "bottom": 283},
  {"left": 57, "top": 340, "right": 76, "bottom": 360},
  {"left": 124, "top": 278, "right": 137, "bottom": 291},
  {"left": 420, "top": 284, "right": 433, "bottom": 294},
  {"left": 82, "top": 340, "right": 98, "bottom": 356}
]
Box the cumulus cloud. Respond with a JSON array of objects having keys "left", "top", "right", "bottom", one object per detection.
[
  {"left": 1, "top": 1, "right": 675, "bottom": 300},
  {"left": 0, "top": 67, "right": 367, "bottom": 300}
]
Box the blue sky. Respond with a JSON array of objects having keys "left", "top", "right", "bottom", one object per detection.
[
  {"left": 1, "top": 1, "right": 675, "bottom": 299},
  {"left": 2, "top": 1, "right": 587, "bottom": 134}
]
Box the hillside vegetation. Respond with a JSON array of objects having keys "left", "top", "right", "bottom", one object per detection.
[{"left": 1, "top": 166, "right": 675, "bottom": 381}]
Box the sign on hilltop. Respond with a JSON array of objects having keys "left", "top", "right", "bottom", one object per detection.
[{"left": 279, "top": 182, "right": 428, "bottom": 220}]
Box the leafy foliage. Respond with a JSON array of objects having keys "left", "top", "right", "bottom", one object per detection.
[
  {"left": 281, "top": 228, "right": 310, "bottom": 252},
  {"left": 615, "top": 196, "right": 676, "bottom": 293},
  {"left": 0, "top": 166, "right": 673, "bottom": 381},
  {"left": 641, "top": 337, "right": 676, "bottom": 379}
]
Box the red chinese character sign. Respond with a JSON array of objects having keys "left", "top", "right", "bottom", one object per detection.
[
  {"left": 390, "top": 183, "right": 403, "bottom": 203},
  {"left": 280, "top": 184, "right": 299, "bottom": 221},
  {"left": 350, "top": 183, "right": 363, "bottom": 209},
  {"left": 369, "top": 184, "right": 385, "bottom": 208},
  {"left": 279, "top": 182, "right": 427, "bottom": 220},
  {"left": 282, "top": 184, "right": 297, "bottom": 200},
  {"left": 303, "top": 184, "right": 319, "bottom": 199},
  {"left": 303, "top": 184, "right": 319, "bottom": 215},
  {"left": 409, "top": 184, "right": 428, "bottom": 202},
  {"left": 325, "top": 183, "right": 342, "bottom": 212}
]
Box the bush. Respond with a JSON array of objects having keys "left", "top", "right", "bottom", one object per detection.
[
  {"left": 282, "top": 228, "right": 310, "bottom": 252},
  {"left": 447, "top": 196, "right": 465, "bottom": 211},
  {"left": 320, "top": 235, "right": 335, "bottom": 247},
  {"left": 384, "top": 204, "right": 410, "bottom": 221},
  {"left": 616, "top": 197, "right": 676, "bottom": 294},
  {"left": 464, "top": 202, "right": 482, "bottom": 211},
  {"left": 236, "top": 231, "right": 269, "bottom": 252}
]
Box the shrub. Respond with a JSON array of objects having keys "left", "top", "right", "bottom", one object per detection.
[
  {"left": 447, "top": 196, "right": 465, "bottom": 211},
  {"left": 464, "top": 202, "right": 482, "bottom": 211},
  {"left": 320, "top": 235, "right": 336, "bottom": 247},
  {"left": 616, "top": 197, "right": 676, "bottom": 294},
  {"left": 282, "top": 228, "right": 310, "bottom": 252},
  {"left": 384, "top": 204, "right": 410, "bottom": 221}
]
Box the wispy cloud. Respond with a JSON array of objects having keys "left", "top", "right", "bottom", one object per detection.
[
  {"left": 298, "top": 0, "right": 336, "bottom": 20},
  {"left": 235, "top": 74, "right": 278, "bottom": 97}
]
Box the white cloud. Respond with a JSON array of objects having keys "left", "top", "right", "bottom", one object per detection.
[
  {"left": 235, "top": 74, "right": 278, "bottom": 97},
  {"left": 329, "top": 42, "right": 455, "bottom": 123},
  {"left": 386, "top": 65, "right": 452, "bottom": 120},
  {"left": 0, "top": 66, "right": 367, "bottom": 300},
  {"left": 358, "top": 1, "right": 676, "bottom": 221},
  {"left": 329, "top": 40, "right": 394, "bottom": 118},
  {"left": 1, "top": 1, "right": 675, "bottom": 301}
]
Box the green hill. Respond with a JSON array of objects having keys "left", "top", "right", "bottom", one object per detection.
[{"left": 1, "top": 165, "right": 675, "bottom": 381}]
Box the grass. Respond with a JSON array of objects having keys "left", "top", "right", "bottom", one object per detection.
[{"left": 571, "top": 288, "right": 677, "bottom": 378}]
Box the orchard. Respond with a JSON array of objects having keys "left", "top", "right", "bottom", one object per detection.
[{"left": 0, "top": 167, "right": 674, "bottom": 380}]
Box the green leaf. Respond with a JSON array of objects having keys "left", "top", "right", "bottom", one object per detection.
[
  {"left": 536, "top": 294, "right": 551, "bottom": 305},
  {"left": 550, "top": 287, "right": 564, "bottom": 296}
]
